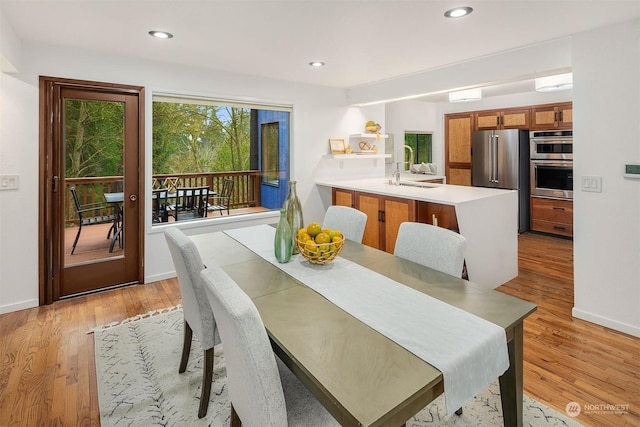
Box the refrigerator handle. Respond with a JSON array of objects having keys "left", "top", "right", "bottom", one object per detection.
[
  {"left": 489, "top": 134, "right": 496, "bottom": 183},
  {"left": 493, "top": 134, "right": 499, "bottom": 184}
]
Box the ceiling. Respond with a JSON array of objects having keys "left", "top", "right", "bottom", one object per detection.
[{"left": 2, "top": 1, "right": 639, "bottom": 101}]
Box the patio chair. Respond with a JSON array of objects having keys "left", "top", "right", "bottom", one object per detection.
[
  {"left": 168, "top": 186, "right": 209, "bottom": 221},
  {"left": 208, "top": 179, "right": 234, "bottom": 216},
  {"left": 152, "top": 188, "right": 169, "bottom": 223},
  {"left": 69, "top": 186, "right": 118, "bottom": 255}
]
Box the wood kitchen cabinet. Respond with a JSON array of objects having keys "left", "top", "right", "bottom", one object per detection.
[
  {"left": 530, "top": 102, "right": 573, "bottom": 130},
  {"left": 475, "top": 107, "right": 530, "bottom": 130},
  {"left": 362, "top": 192, "right": 415, "bottom": 254},
  {"left": 530, "top": 196, "right": 573, "bottom": 237},
  {"left": 336, "top": 191, "right": 414, "bottom": 253},
  {"left": 331, "top": 188, "right": 416, "bottom": 253},
  {"left": 332, "top": 187, "right": 355, "bottom": 208},
  {"left": 417, "top": 201, "right": 459, "bottom": 232},
  {"left": 444, "top": 113, "right": 473, "bottom": 186}
]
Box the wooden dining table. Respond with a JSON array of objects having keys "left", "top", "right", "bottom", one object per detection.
[{"left": 190, "top": 229, "right": 536, "bottom": 427}]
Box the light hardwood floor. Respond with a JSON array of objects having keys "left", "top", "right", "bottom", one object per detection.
[{"left": 0, "top": 232, "right": 638, "bottom": 426}]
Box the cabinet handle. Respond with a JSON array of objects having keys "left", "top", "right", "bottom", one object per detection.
[
  {"left": 553, "top": 226, "right": 566, "bottom": 230},
  {"left": 559, "top": 111, "right": 563, "bottom": 122},
  {"left": 552, "top": 207, "right": 565, "bottom": 211},
  {"left": 381, "top": 210, "right": 386, "bottom": 223},
  {"left": 554, "top": 112, "right": 558, "bottom": 122}
]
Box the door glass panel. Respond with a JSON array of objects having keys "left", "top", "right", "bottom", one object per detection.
[{"left": 64, "top": 98, "right": 125, "bottom": 266}]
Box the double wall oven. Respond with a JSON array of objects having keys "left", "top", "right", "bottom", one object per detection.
[{"left": 530, "top": 130, "right": 573, "bottom": 199}]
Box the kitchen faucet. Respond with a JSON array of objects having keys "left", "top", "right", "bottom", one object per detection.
[
  {"left": 402, "top": 145, "right": 414, "bottom": 169},
  {"left": 393, "top": 163, "right": 401, "bottom": 185},
  {"left": 392, "top": 145, "right": 415, "bottom": 185}
]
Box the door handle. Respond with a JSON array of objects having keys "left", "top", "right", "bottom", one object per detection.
[{"left": 129, "top": 194, "right": 137, "bottom": 202}]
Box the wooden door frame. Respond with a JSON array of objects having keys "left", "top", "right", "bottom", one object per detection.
[{"left": 38, "top": 76, "right": 145, "bottom": 305}]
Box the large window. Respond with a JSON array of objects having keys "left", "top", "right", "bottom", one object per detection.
[{"left": 152, "top": 94, "right": 291, "bottom": 224}]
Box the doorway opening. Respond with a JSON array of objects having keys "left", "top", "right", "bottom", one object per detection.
[{"left": 39, "top": 77, "right": 145, "bottom": 304}]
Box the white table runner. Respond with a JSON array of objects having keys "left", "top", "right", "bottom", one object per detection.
[{"left": 224, "top": 224, "right": 509, "bottom": 414}]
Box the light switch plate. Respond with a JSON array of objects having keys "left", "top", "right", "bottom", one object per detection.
[
  {"left": 581, "top": 176, "right": 602, "bottom": 193},
  {"left": 0, "top": 174, "right": 19, "bottom": 190}
]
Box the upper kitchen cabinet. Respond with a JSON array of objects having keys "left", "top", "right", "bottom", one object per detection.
[
  {"left": 475, "top": 108, "right": 530, "bottom": 131},
  {"left": 444, "top": 113, "right": 473, "bottom": 186},
  {"left": 530, "top": 102, "right": 573, "bottom": 130}
]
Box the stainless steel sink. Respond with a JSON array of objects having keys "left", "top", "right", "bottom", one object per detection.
[{"left": 390, "top": 181, "right": 438, "bottom": 188}]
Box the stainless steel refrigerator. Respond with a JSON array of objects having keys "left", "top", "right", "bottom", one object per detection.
[{"left": 472, "top": 129, "right": 530, "bottom": 233}]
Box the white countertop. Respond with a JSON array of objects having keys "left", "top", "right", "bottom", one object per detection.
[{"left": 316, "top": 177, "right": 516, "bottom": 206}]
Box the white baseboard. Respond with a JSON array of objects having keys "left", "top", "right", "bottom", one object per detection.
[
  {"left": 572, "top": 307, "right": 640, "bottom": 338},
  {"left": 144, "top": 271, "right": 176, "bottom": 284},
  {"left": 0, "top": 299, "right": 39, "bottom": 315}
]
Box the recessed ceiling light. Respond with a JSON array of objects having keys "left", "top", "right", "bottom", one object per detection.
[
  {"left": 444, "top": 7, "right": 473, "bottom": 18},
  {"left": 149, "top": 30, "right": 174, "bottom": 39},
  {"left": 309, "top": 61, "right": 325, "bottom": 67}
]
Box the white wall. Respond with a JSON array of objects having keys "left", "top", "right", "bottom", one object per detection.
[
  {"left": 0, "top": 40, "right": 383, "bottom": 312},
  {"left": 571, "top": 19, "right": 640, "bottom": 337},
  {"left": 385, "top": 100, "right": 438, "bottom": 176}
]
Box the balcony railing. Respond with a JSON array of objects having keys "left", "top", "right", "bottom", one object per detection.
[{"left": 65, "top": 171, "right": 261, "bottom": 226}]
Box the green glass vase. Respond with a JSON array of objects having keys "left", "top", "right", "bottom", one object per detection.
[
  {"left": 282, "top": 180, "right": 304, "bottom": 254},
  {"left": 274, "top": 208, "right": 293, "bottom": 263}
]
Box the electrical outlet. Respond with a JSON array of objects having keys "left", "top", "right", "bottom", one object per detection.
[
  {"left": 0, "top": 174, "right": 19, "bottom": 190},
  {"left": 581, "top": 176, "right": 602, "bottom": 193}
]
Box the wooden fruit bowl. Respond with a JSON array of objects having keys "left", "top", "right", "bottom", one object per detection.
[{"left": 295, "top": 234, "right": 345, "bottom": 265}]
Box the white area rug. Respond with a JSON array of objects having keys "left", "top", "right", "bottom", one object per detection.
[{"left": 93, "top": 308, "right": 582, "bottom": 427}]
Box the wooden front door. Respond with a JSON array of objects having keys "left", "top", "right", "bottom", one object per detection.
[{"left": 40, "top": 77, "right": 144, "bottom": 303}]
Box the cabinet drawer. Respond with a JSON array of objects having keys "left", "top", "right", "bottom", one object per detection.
[
  {"left": 531, "top": 220, "right": 573, "bottom": 237},
  {"left": 531, "top": 198, "right": 573, "bottom": 223}
]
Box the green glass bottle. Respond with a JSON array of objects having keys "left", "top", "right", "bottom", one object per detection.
[
  {"left": 274, "top": 208, "right": 293, "bottom": 263},
  {"left": 283, "top": 180, "right": 304, "bottom": 254}
]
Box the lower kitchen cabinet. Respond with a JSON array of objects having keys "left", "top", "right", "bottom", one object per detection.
[
  {"left": 357, "top": 192, "right": 416, "bottom": 253},
  {"left": 417, "top": 201, "right": 459, "bottom": 232},
  {"left": 332, "top": 188, "right": 415, "bottom": 253},
  {"left": 530, "top": 196, "right": 573, "bottom": 237},
  {"left": 333, "top": 187, "right": 355, "bottom": 208}
]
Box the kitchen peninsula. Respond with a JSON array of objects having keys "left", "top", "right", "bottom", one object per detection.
[{"left": 317, "top": 178, "right": 519, "bottom": 289}]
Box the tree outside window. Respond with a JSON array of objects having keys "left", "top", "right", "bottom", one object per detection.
[
  {"left": 404, "top": 132, "right": 432, "bottom": 168},
  {"left": 152, "top": 95, "right": 291, "bottom": 220}
]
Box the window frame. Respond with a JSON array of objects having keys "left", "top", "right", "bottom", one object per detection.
[{"left": 147, "top": 90, "right": 293, "bottom": 230}]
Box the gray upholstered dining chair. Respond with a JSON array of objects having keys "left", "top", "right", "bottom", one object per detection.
[
  {"left": 322, "top": 205, "right": 368, "bottom": 243},
  {"left": 164, "top": 227, "right": 220, "bottom": 418},
  {"left": 394, "top": 222, "right": 467, "bottom": 278},
  {"left": 200, "top": 266, "right": 339, "bottom": 427}
]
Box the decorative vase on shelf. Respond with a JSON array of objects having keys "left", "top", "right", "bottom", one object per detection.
[
  {"left": 274, "top": 208, "right": 293, "bottom": 263},
  {"left": 282, "top": 180, "right": 304, "bottom": 254}
]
